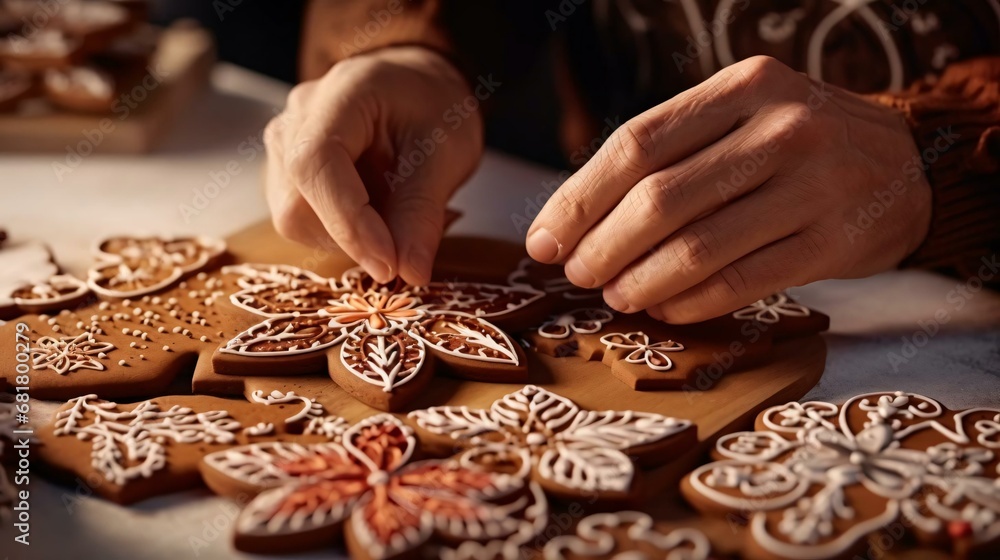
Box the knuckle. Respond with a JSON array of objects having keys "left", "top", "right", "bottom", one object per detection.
[
  {"left": 607, "top": 119, "right": 655, "bottom": 175},
  {"left": 639, "top": 173, "right": 684, "bottom": 221},
  {"left": 263, "top": 118, "right": 285, "bottom": 148},
  {"left": 555, "top": 189, "right": 592, "bottom": 227},
  {"left": 670, "top": 225, "right": 718, "bottom": 274},
  {"left": 286, "top": 82, "right": 313, "bottom": 109},
  {"left": 287, "top": 142, "right": 329, "bottom": 189}
]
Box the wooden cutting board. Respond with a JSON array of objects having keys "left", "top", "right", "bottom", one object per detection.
[
  {"left": 0, "top": 24, "right": 214, "bottom": 153},
  {"left": 221, "top": 220, "right": 828, "bottom": 499}
]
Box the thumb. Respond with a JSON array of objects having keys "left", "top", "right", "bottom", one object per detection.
[{"left": 384, "top": 191, "right": 447, "bottom": 286}]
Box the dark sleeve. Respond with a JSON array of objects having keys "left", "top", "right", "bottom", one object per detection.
[
  {"left": 868, "top": 57, "right": 1000, "bottom": 285},
  {"left": 298, "top": 0, "right": 552, "bottom": 86}
]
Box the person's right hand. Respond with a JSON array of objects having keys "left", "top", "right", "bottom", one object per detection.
[{"left": 264, "top": 46, "right": 483, "bottom": 285}]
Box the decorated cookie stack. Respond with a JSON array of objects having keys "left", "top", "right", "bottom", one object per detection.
[
  {"left": 0, "top": 0, "right": 153, "bottom": 114},
  {"left": 2, "top": 232, "right": 995, "bottom": 559}
]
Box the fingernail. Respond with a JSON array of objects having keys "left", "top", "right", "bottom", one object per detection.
[
  {"left": 564, "top": 257, "right": 596, "bottom": 288},
  {"left": 603, "top": 284, "right": 631, "bottom": 313},
  {"left": 361, "top": 257, "right": 393, "bottom": 284},
  {"left": 526, "top": 228, "right": 560, "bottom": 262},
  {"left": 406, "top": 246, "right": 433, "bottom": 285}
]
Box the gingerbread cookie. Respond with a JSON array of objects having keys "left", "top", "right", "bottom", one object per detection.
[
  {"left": 408, "top": 385, "right": 697, "bottom": 502},
  {"left": 0, "top": 28, "right": 83, "bottom": 70},
  {"left": 682, "top": 391, "right": 1000, "bottom": 560},
  {"left": 86, "top": 234, "right": 226, "bottom": 297},
  {"left": 36, "top": 391, "right": 340, "bottom": 504},
  {"left": 211, "top": 263, "right": 548, "bottom": 411},
  {"left": 43, "top": 65, "right": 117, "bottom": 112},
  {"left": 199, "top": 413, "right": 536, "bottom": 558},
  {"left": 0, "top": 242, "right": 60, "bottom": 319},
  {"left": 51, "top": 0, "right": 133, "bottom": 53},
  {"left": 730, "top": 292, "right": 829, "bottom": 340},
  {"left": 528, "top": 309, "right": 774, "bottom": 390},
  {"left": 0, "top": 235, "right": 237, "bottom": 399},
  {"left": 543, "top": 511, "right": 711, "bottom": 560}
]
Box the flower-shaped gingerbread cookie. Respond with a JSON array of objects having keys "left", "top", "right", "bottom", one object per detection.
[
  {"left": 214, "top": 265, "right": 546, "bottom": 411},
  {"left": 409, "top": 385, "right": 697, "bottom": 500},
  {"left": 682, "top": 391, "right": 1000, "bottom": 559},
  {"left": 200, "top": 414, "right": 531, "bottom": 558}
]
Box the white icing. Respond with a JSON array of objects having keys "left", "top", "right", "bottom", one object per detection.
[
  {"left": 409, "top": 385, "right": 690, "bottom": 494},
  {"left": 303, "top": 415, "right": 350, "bottom": 439},
  {"left": 543, "top": 511, "right": 711, "bottom": 560},
  {"left": 0, "top": 243, "right": 59, "bottom": 306},
  {"left": 11, "top": 274, "right": 90, "bottom": 307},
  {"left": 340, "top": 327, "right": 426, "bottom": 393},
  {"left": 53, "top": 395, "right": 240, "bottom": 485},
  {"left": 248, "top": 390, "right": 324, "bottom": 424},
  {"left": 204, "top": 441, "right": 348, "bottom": 487},
  {"left": 220, "top": 316, "right": 349, "bottom": 356},
  {"left": 244, "top": 422, "right": 274, "bottom": 437},
  {"left": 732, "top": 292, "right": 810, "bottom": 324},
  {"left": 30, "top": 332, "right": 115, "bottom": 375},
  {"left": 412, "top": 311, "right": 520, "bottom": 366},
  {"left": 45, "top": 67, "right": 113, "bottom": 98},
  {"left": 439, "top": 482, "right": 548, "bottom": 560},
  {"left": 537, "top": 308, "right": 613, "bottom": 339},
  {"left": 686, "top": 391, "right": 1000, "bottom": 558},
  {"left": 600, "top": 331, "right": 685, "bottom": 371},
  {"left": 87, "top": 235, "right": 225, "bottom": 298}
]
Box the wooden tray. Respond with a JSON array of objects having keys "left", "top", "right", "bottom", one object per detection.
[{"left": 218, "top": 221, "right": 827, "bottom": 491}]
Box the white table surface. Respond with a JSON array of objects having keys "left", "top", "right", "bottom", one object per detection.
[{"left": 1, "top": 64, "right": 998, "bottom": 560}]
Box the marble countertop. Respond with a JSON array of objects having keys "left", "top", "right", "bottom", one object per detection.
[{"left": 2, "top": 63, "right": 997, "bottom": 560}]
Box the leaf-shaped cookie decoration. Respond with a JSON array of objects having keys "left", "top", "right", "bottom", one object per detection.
[
  {"left": 222, "top": 316, "right": 349, "bottom": 356},
  {"left": 415, "top": 281, "right": 544, "bottom": 318},
  {"left": 230, "top": 283, "right": 341, "bottom": 317},
  {"left": 411, "top": 312, "right": 519, "bottom": 365},
  {"left": 339, "top": 327, "right": 427, "bottom": 393}
]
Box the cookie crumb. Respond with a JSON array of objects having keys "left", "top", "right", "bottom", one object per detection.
[
  {"left": 162, "top": 345, "right": 170, "bottom": 352},
  {"left": 118, "top": 360, "right": 127, "bottom": 366}
]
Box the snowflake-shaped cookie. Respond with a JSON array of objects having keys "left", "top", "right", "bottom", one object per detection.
[
  {"left": 214, "top": 264, "right": 545, "bottom": 411},
  {"left": 200, "top": 414, "right": 534, "bottom": 558},
  {"left": 408, "top": 385, "right": 696, "bottom": 499},
  {"left": 682, "top": 391, "right": 1000, "bottom": 559}
]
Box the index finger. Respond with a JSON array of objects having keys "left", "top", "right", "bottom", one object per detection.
[
  {"left": 285, "top": 90, "right": 398, "bottom": 283},
  {"left": 525, "top": 59, "right": 764, "bottom": 264}
]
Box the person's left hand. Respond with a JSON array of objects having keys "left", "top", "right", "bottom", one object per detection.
[{"left": 526, "top": 56, "right": 932, "bottom": 323}]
